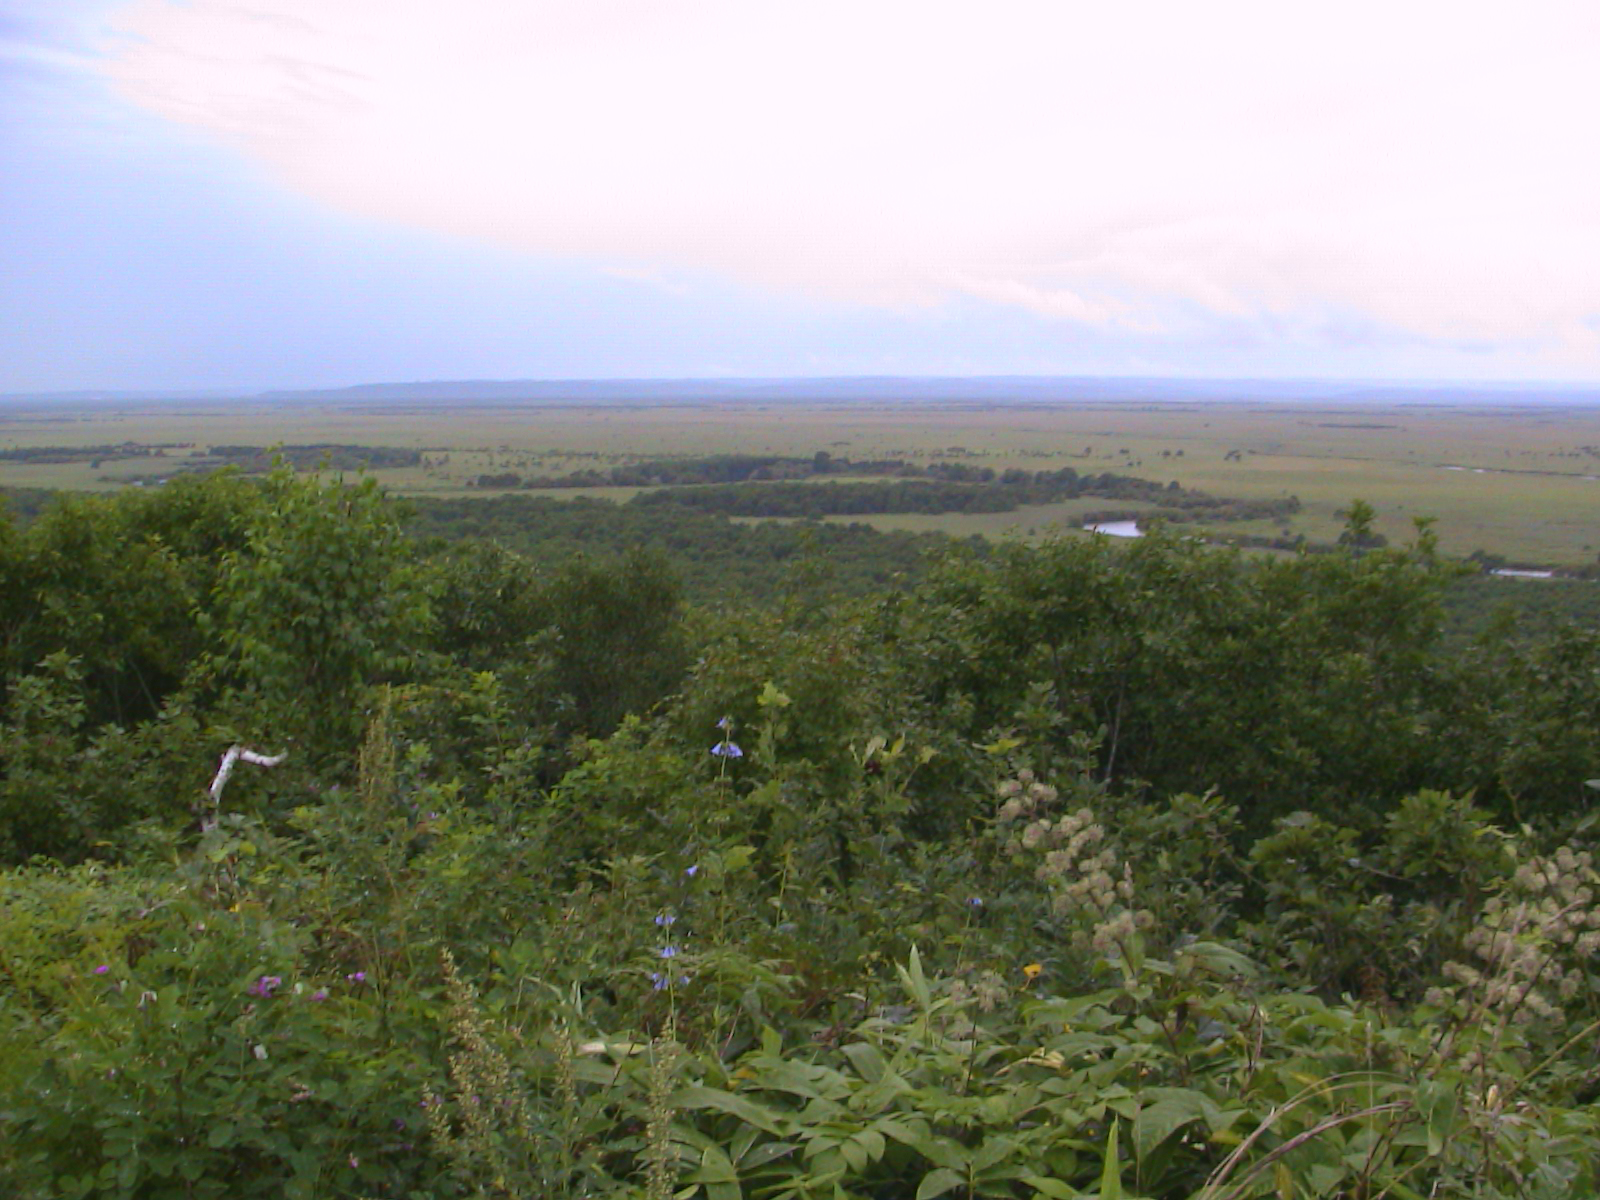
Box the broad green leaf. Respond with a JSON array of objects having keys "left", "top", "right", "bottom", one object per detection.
[
  {"left": 842, "top": 1041, "right": 887, "bottom": 1084},
  {"left": 853, "top": 1128, "right": 886, "bottom": 1163},
  {"left": 917, "top": 1167, "right": 967, "bottom": 1200},
  {"left": 685, "top": 1145, "right": 742, "bottom": 1200},
  {"left": 743, "top": 1142, "right": 799, "bottom": 1169},
  {"left": 674, "top": 1085, "right": 786, "bottom": 1135},
  {"left": 1132, "top": 1094, "right": 1207, "bottom": 1164},
  {"left": 1021, "top": 1176, "right": 1082, "bottom": 1199}
]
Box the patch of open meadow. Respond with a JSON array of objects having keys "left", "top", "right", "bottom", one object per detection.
[{"left": 2, "top": 397, "right": 1595, "bottom": 563}]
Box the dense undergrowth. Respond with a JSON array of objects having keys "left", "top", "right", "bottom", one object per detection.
[{"left": 2, "top": 469, "right": 1598, "bottom": 1198}]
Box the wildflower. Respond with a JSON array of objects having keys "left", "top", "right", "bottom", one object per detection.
[
  {"left": 310, "top": 988, "right": 329, "bottom": 1002},
  {"left": 649, "top": 972, "right": 669, "bottom": 991},
  {"left": 93, "top": 964, "right": 110, "bottom": 975},
  {"left": 346, "top": 971, "right": 367, "bottom": 984},
  {"left": 1022, "top": 962, "right": 1043, "bottom": 981},
  {"left": 248, "top": 975, "right": 283, "bottom": 998},
  {"left": 685, "top": 865, "right": 699, "bottom": 877},
  {"left": 710, "top": 741, "right": 743, "bottom": 759},
  {"left": 654, "top": 913, "right": 677, "bottom": 927},
  {"left": 658, "top": 945, "right": 680, "bottom": 959},
  {"left": 716, "top": 715, "right": 732, "bottom": 730},
  {"left": 966, "top": 897, "right": 984, "bottom": 909}
]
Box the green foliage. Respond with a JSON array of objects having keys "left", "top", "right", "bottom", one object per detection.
[
  {"left": 0, "top": 850, "right": 443, "bottom": 1199},
  {"left": 4, "top": 478, "right": 1600, "bottom": 1196},
  {"left": 631, "top": 469, "right": 1298, "bottom": 524},
  {"left": 0, "top": 474, "right": 256, "bottom": 727},
  {"left": 409, "top": 492, "right": 955, "bottom": 605},
  {"left": 201, "top": 467, "right": 431, "bottom": 758}
]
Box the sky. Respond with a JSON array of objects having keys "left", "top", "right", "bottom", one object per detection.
[{"left": 4, "top": 0, "right": 1600, "bottom": 392}]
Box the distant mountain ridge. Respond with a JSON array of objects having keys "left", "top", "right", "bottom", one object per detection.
[
  {"left": 250, "top": 376, "right": 1600, "bottom": 406},
  {"left": 6, "top": 376, "right": 1600, "bottom": 407}
]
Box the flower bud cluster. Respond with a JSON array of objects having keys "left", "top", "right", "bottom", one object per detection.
[
  {"left": 993, "top": 771, "right": 1152, "bottom": 956},
  {"left": 1437, "top": 843, "right": 1600, "bottom": 1026},
  {"left": 947, "top": 969, "right": 1011, "bottom": 1015}
]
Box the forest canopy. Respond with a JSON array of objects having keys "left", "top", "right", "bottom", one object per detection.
[{"left": 1, "top": 468, "right": 1598, "bottom": 1198}]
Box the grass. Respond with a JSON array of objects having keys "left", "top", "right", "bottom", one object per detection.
[{"left": 3, "top": 397, "right": 1597, "bottom": 564}]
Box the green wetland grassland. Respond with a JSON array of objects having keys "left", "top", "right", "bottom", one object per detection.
[
  {"left": 1, "top": 403, "right": 1600, "bottom": 1196},
  {"left": 2, "top": 395, "right": 1598, "bottom": 565}
]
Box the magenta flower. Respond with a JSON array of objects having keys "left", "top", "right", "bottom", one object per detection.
[
  {"left": 93, "top": 964, "right": 110, "bottom": 976},
  {"left": 247, "top": 975, "right": 283, "bottom": 998}
]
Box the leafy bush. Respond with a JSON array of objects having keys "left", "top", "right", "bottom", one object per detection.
[{"left": 4, "top": 478, "right": 1600, "bottom": 1196}]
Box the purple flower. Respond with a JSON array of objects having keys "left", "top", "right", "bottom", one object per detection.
[
  {"left": 93, "top": 964, "right": 110, "bottom": 976},
  {"left": 685, "top": 865, "right": 699, "bottom": 877},
  {"left": 654, "top": 913, "right": 676, "bottom": 927},
  {"left": 346, "top": 971, "right": 367, "bottom": 984},
  {"left": 310, "top": 988, "right": 329, "bottom": 1002},
  {"left": 966, "top": 897, "right": 984, "bottom": 909},
  {"left": 710, "top": 742, "right": 743, "bottom": 759},
  {"left": 716, "top": 716, "right": 732, "bottom": 731},
  {"left": 248, "top": 975, "right": 283, "bottom": 998},
  {"left": 658, "top": 945, "right": 680, "bottom": 959},
  {"left": 649, "top": 972, "right": 669, "bottom": 991}
]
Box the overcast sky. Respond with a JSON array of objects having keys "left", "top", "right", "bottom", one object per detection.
[{"left": 4, "top": 0, "right": 1599, "bottom": 391}]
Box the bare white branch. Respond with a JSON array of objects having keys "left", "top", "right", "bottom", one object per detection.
[{"left": 208, "top": 745, "right": 287, "bottom": 805}]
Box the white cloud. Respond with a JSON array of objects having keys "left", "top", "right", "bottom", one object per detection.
[{"left": 100, "top": 0, "right": 1600, "bottom": 364}]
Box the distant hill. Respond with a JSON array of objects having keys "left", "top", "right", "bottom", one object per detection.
[
  {"left": 249, "top": 376, "right": 1600, "bottom": 406},
  {"left": 7, "top": 376, "right": 1599, "bottom": 408}
]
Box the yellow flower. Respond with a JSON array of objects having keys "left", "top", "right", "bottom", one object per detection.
[{"left": 1022, "top": 962, "right": 1043, "bottom": 981}]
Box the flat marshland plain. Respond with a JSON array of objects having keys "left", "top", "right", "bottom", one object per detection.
[{"left": 2, "top": 396, "right": 1597, "bottom": 564}]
